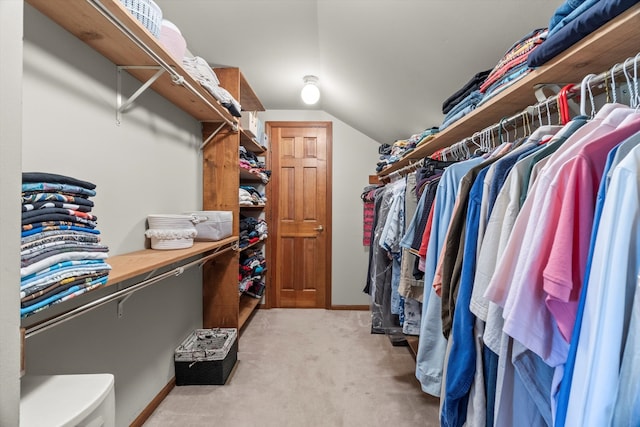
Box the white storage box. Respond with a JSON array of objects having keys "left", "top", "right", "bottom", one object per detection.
[
  {"left": 183, "top": 211, "right": 233, "bottom": 241},
  {"left": 145, "top": 214, "right": 199, "bottom": 250},
  {"left": 240, "top": 111, "right": 259, "bottom": 138}
]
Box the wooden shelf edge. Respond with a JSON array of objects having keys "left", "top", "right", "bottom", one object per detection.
[
  {"left": 240, "top": 168, "right": 266, "bottom": 182},
  {"left": 238, "top": 295, "right": 261, "bottom": 329},
  {"left": 406, "top": 336, "right": 419, "bottom": 360},
  {"left": 378, "top": 3, "right": 640, "bottom": 179},
  {"left": 240, "top": 131, "right": 266, "bottom": 153},
  {"left": 238, "top": 238, "right": 267, "bottom": 252},
  {"left": 239, "top": 71, "right": 266, "bottom": 112},
  {"left": 106, "top": 236, "right": 239, "bottom": 286}
]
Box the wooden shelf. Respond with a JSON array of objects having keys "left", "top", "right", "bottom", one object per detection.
[
  {"left": 239, "top": 71, "right": 265, "bottom": 112},
  {"left": 378, "top": 3, "right": 640, "bottom": 178},
  {"left": 21, "top": 237, "right": 239, "bottom": 331},
  {"left": 240, "top": 168, "right": 266, "bottom": 182},
  {"left": 240, "top": 204, "right": 266, "bottom": 209},
  {"left": 26, "top": 0, "right": 236, "bottom": 124},
  {"left": 106, "top": 236, "right": 238, "bottom": 286},
  {"left": 240, "top": 131, "right": 266, "bottom": 154},
  {"left": 239, "top": 238, "right": 266, "bottom": 252},
  {"left": 238, "top": 294, "right": 261, "bottom": 329}
]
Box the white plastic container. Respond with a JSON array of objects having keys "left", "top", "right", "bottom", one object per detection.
[
  {"left": 159, "top": 19, "right": 187, "bottom": 60},
  {"left": 183, "top": 211, "right": 233, "bottom": 241},
  {"left": 20, "top": 374, "right": 115, "bottom": 427},
  {"left": 119, "top": 0, "right": 162, "bottom": 38}
]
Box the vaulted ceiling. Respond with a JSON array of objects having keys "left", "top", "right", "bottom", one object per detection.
[{"left": 154, "top": 0, "right": 562, "bottom": 144}]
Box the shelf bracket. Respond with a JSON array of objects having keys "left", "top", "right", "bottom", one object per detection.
[
  {"left": 200, "top": 122, "right": 227, "bottom": 150},
  {"left": 116, "top": 66, "right": 166, "bottom": 125},
  {"left": 115, "top": 267, "right": 178, "bottom": 318},
  {"left": 116, "top": 294, "right": 132, "bottom": 318}
]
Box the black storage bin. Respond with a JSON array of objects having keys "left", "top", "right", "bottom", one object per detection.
[{"left": 174, "top": 328, "right": 238, "bottom": 386}]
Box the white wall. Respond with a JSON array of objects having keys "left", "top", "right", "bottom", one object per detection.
[
  {"left": 17, "top": 5, "right": 382, "bottom": 425},
  {"left": 21, "top": 5, "right": 204, "bottom": 425},
  {"left": 0, "top": 1, "right": 23, "bottom": 425},
  {"left": 260, "top": 110, "right": 381, "bottom": 306}
]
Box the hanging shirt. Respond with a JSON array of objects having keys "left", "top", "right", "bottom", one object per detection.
[
  {"left": 553, "top": 144, "right": 621, "bottom": 427},
  {"left": 415, "top": 156, "right": 483, "bottom": 396},
  {"left": 564, "top": 139, "right": 640, "bottom": 427},
  {"left": 441, "top": 164, "right": 493, "bottom": 427}
]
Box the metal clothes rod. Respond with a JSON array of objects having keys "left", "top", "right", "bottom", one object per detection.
[
  {"left": 24, "top": 243, "right": 235, "bottom": 339},
  {"left": 86, "top": 0, "right": 237, "bottom": 131}
]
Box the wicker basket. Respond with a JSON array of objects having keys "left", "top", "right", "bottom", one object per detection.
[{"left": 119, "top": 0, "right": 163, "bottom": 38}]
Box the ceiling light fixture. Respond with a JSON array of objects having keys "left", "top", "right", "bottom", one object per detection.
[{"left": 301, "top": 75, "right": 320, "bottom": 105}]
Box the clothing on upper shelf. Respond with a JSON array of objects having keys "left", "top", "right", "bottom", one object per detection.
[
  {"left": 439, "top": 28, "right": 547, "bottom": 131},
  {"left": 475, "top": 28, "right": 547, "bottom": 107},
  {"left": 20, "top": 173, "right": 111, "bottom": 318},
  {"left": 442, "top": 69, "right": 492, "bottom": 115},
  {"left": 240, "top": 146, "right": 271, "bottom": 183},
  {"left": 182, "top": 56, "right": 242, "bottom": 117},
  {"left": 527, "top": 0, "right": 639, "bottom": 68},
  {"left": 376, "top": 128, "right": 439, "bottom": 172}
]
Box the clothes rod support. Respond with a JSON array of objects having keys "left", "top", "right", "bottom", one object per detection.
[
  {"left": 87, "top": 0, "right": 236, "bottom": 129},
  {"left": 116, "top": 66, "right": 165, "bottom": 125},
  {"left": 200, "top": 123, "right": 227, "bottom": 150},
  {"left": 24, "top": 243, "right": 235, "bottom": 338}
]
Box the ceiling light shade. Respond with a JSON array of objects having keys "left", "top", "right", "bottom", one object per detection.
[{"left": 301, "top": 75, "right": 320, "bottom": 105}]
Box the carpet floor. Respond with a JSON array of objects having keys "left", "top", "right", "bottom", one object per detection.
[{"left": 144, "top": 308, "right": 440, "bottom": 427}]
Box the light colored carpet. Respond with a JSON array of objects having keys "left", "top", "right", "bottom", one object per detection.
[{"left": 144, "top": 309, "right": 440, "bottom": 427}]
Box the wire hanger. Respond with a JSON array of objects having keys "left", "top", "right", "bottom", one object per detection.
[
  {"left": 537, "top": 102, "right": 544, "bottom": 127},
  {"left": 610, "top": 63, "right": 620, "bottom": 103}
]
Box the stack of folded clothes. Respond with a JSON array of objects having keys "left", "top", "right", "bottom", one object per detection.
[
  {"left": 376, "top": 127, "right": 439, "bottom": 172},
  {"left": 239, "top": 215, "right": 268, "bottom": 249},
  {"left": 240, "top": 146, "right": 271, "bottom": 183},
  {"left": 528, "top": 0, "right": 638, "bottom": 68},
  {"left": 239, "top": 185, "right": 267, "bottom": 206},
  {"left": 238, "top": 247, "right": 266, "bottom": 298},
  {"left": 477, "top": 28, "right": 548, "bottom": 107},
  {"left": 20, "top": 172, "right": 111, "bottom": 318},
  {"left": 182, "top": 56, "right": 242, "bottom": 117},
  {"left": 439, "top": 69, "right": 491, "bottom": 131}
]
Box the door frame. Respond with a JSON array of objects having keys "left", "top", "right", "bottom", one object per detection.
[{"left": 265, "top": 121, "right": 333, "bottom": 309}]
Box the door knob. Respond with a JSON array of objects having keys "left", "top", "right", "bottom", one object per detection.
[{"left": 314, "top": 225, "right": 324, "bottom": 231}]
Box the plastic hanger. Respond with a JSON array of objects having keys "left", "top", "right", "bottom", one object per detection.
[
  {"left": 558, "top": 83, "right": 575, "bottom": 125},
  {"left": 622, "top": 57, "right": 636, "bottom": 108},
  {"left": 580, "top": 73, "right": 597, "bottom": 116}
]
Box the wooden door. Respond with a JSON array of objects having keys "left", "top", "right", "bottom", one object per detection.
[{"left": 267, "top": 122, "right": 332, "bottom": 308}]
